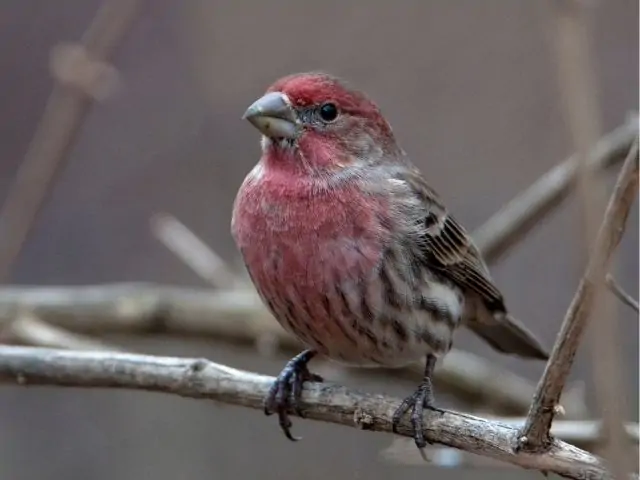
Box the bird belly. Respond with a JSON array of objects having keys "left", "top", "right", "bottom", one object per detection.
[
  {"left": 243, "top": 233, "right": 462, "bottom": 367},
  {"left": 232, "top": 174, "right": 461, "bottom": 367}
]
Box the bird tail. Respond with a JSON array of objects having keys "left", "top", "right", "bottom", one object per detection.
[{"left": 466, "top": 312, "right": 549, "bottom": 360}]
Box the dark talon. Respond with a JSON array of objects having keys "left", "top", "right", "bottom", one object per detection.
[
  {"left": 392, "top": 354, "right": 443, "bottom": 454},
  {"left": 264, "top": 381, "right": 280, "bottom": 415},
  {"left": 292, "top": 369, "right": 323, "bottom": 417},
  {"left": 264, "top": 349, "right": 321, "bottom": 441}
]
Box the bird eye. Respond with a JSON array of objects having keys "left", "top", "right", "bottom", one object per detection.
[{"left": 319, "top": 103, "right": 338, "bottom": 122}]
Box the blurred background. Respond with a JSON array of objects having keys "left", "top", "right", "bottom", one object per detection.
[{"left": 0, "top": 1, "right": 637, "bottom": 479}]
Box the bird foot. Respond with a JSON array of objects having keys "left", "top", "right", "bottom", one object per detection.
[
  {"left": 264, "top": 350, "right": 322, "bottom": 441},
  {"left": 391, "top": 378, "right": 445, "bottom": 453}
]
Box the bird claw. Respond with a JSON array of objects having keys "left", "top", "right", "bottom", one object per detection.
[
  {"left": 264, "top": 350, "right": 322, "bottom": 441},
  {"left": 391, "top": 378, "right": 444, "bottom": 452}
]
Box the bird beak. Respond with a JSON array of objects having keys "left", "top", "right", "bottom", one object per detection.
[{"left": 243, "top": 92, "right": 298, "bottom": 139}]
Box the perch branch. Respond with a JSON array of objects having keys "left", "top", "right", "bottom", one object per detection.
[
  {"left": 382, "top": 417, "right": 639, "bottom": 468},
  {"left": 0, "top": 282, "right": 587, "bottom": 416},
  {"left": 473, "top": 116, "right": 637, "bottom": 264},
  {"left": 0, "top": 0, "right": 143, "bottom": 282},
  {"left": 0, "top": 346, "right": 620, "bottom": 479},
  {"left": 519, "top": 129, "right": 639, "bottom": 450},
  {"left": 605, "top": 274, "right": 639, "bottom": 313}
]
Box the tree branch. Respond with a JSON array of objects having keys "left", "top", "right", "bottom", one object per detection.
[
  {"left": 517, "top": 4, "right": 638, "bottom": 478},
  {"left": 605, "top": 274, "right": 639, "bottom": 313},
  {"left": 382, "top": 417, "right": 639, "bottom": 468},
  {"left": 150, "top": 213, "right": 240, "bottom": 289},
  {"left": 0, "top": 312, "right": 122, "bottom": 351},
  {"left": 518, "top": 137, "right": 639, "bottom": 450},
  {"left": 0, "top": 0, "right": 143, "bottom": 282},
  {"left": 0, "top": 282, "right": 588, "bottom": 416},
  {"left": 0, "top": 345, "right": 620, "bottom": 479},
  {"left": 550, "top": 1, "right": 636, "bottom": 475},
  {"left": 473, "top": 116, "right": 637, "bottom": 264}
]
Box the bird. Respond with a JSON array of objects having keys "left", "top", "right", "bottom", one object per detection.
[{"left": 230, "top": 72, "right": 549, "bottom": 451}]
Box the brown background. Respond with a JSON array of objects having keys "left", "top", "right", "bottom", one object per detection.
[{"left": 0, "top": 1, "right": 637, "bottom": 479}]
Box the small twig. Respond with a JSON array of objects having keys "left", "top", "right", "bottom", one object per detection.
[
  {"left": 0, "top": 282, "right": 588, "bottom": 416},
  {"left": 495, "top": 417, "right": 639, "bottom": 446},
  {"left": 150, "top": 213, "right": 240, "bottom": 289},
  {"left": 0, "top": 346, "right": 618, "bottom": 479},
  {"left": 605, "top": 274, "right": 639, "bottom": 313},
  {"left": 473, "top": 117, "right": 638, "bottom": 264},
  {"left": 0, "top": 0, "right": 143, "bottom": 283},
  {"left": 0, "top": 313, "right": 121, "bottom": 351},
  {"left": 518, "top": 137, "right": 639, "bottom": 450}
]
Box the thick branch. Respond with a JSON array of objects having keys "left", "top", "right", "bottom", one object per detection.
[
  {"left": 0, "top": 282, "right": 587, "bottom": 416},
  {"left": 519, "top": 140, "right": 639, "bottom": 449},
  {"left": 473, "top": 117, "right": 637, "bottom": 264},
  {"left": 382, "top": 417, "right": 639, "bottom": 468},
  {"left": 0, "top": 346, "right": 617, "bottom": 479}
]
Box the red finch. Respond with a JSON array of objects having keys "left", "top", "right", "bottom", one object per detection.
[{"left": 231, "top": 72, "right": 548, "bottom": 451}]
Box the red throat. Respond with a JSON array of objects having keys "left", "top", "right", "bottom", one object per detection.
[{"left": 263, "top": 133, "right": 353, "bottom": 174}]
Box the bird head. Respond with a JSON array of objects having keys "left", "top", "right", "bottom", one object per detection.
[{"left": 243, "top": 72, "right": 400, "bottom": 174}]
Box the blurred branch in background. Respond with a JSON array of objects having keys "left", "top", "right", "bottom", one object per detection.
[
  {"left": 0, "top": 345, "right": 626, "bottom": 480},
  {"left": 150, "top": 213, "right": 240, "bottom": 290},
  {"left": 0, "top": 0, "right": 143, "bottom": 283},
  {"left": 605, "top": 274, "right": 639, "bottom": 313},
  {"left": 517, "top": 7, "right": 639, "bottom": 480},
  {"left": 0, "top": 311, "right": 123, "bottom": 352},
  {"left": 474, "top": 116, "right": 638, "bottom": 264}
]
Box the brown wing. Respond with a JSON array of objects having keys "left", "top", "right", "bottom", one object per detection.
[
  {"left": 400, "top": 168, "right": 506, "bottom": 312},
  {"left": 380, "top": 164, "right": 548, "bottom": 360}
]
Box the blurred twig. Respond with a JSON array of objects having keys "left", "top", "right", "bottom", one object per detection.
[
  {"left": 518, "top": 117, "right": 639, "bottom": 453},
  {"left": 0, "top": 345, "right": 619, "bottom": 479},
  {"left": 605, "top": 274, "right": 639, "bottom": 313},
  {"left": 0, "top": 312, "right": 122, "bottom": 351},
  {"left": 0, "top": 0, "right": 143, "bottom": 283},
  {"left": 150, "top": 213, "right": 240, "bottom": 289},
  {"left": 473, "top": 116, "right": 638, "bottom": 264},
  {"left": 0, "top": 282, "right": 588, "bottom": 416}
]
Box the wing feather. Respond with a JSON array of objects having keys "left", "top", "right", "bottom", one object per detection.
[{"left": 394, "top": 167, "right": 505, "bottom": 310}]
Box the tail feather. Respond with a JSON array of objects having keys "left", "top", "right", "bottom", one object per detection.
[{"left": 466, "top": 313, "right": 549, "bottom": 360}]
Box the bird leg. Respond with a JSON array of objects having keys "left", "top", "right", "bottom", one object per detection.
[
  {"left": 392, "top": 354, "right": 445, "bottom": 452},
  {"left": 264, "top": 349, "right": 323, "bottom": 441}
]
